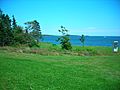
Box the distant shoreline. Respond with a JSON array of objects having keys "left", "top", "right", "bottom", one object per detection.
[
  {"left": 41, "top": 36, "right": 120, "bottom": 47},
  {"left": 43, "top": 34, "right": 120, "bottom": 37}
]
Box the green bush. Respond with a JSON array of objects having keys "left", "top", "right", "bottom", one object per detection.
[{"left": 57, "top": 26, "right": 72, "bottom": 50}]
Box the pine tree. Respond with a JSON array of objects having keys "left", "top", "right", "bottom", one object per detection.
[
  {"left": 12, "top": 15, "right": 17, "bottom": 30},
  {"left": 0, "top": 9, "right": 13, "bottom": 46},
  {"left": 4, "top": 15, "right": 13, "bottom": 45},
  {"left": 0, "top": 9, "right": 4, "bottom": 46}
]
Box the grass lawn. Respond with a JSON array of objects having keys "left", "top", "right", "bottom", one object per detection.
[{"left": 0, "top": 52, "right": 120, "bottom": 90}]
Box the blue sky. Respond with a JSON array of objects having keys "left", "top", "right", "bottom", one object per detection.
[{"left": 1, "top": 0, "right": 120, "bottom": 36}]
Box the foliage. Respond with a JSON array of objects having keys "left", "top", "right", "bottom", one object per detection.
[
  {"left": 12, "top": 15, "right": 17, "bottom": 30},
  {"left": 0, "top": 10, "right": 13, "bottom": 46},
  {"left": 57, "top": 26, "right": 72, "bottom": 50},
  {"left": 0, "top": 10, "right": 42, "bottom": 47},
  {"left": 12, "top": 26, "right": 24, "bottom": 44},
  {"left": 80, "top": 34, "right": 85, "bottom": 47},
  {"left": 24, "top": 20, "right": 42, "bottom": 43}
]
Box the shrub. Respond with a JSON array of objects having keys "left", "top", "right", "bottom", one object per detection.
[{"left": 57, "top": 26, "right": 72, "bottom": 50}]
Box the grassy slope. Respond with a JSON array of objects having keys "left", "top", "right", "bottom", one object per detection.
[{"left": 0, "top": 52, "right": 120, "bottom": 90}]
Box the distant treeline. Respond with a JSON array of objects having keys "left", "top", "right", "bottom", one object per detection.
[{"left": 0, "top": 9, "right": 42, "bottom": 47}]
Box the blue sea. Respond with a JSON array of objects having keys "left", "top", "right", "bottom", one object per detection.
[{"left": 42, "top": 35, "right": 120, "bottom": 47}]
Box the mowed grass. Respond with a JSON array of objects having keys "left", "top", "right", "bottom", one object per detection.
[{"left": 0, "top": 52, "right": 120, "bottom": 90}]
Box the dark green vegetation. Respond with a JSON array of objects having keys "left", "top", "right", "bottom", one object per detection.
[
  {"left": 0, "top": 10, "right": 42, "bottom": 47},
  {"left": 80, "top": 34, "right": 85, "bottom": 47},
  {"left": 0, "top": 52, "right": 120, "bottom": 90},
  {"left": 57, "top": 26, "right": 72, "bottom": 50}
]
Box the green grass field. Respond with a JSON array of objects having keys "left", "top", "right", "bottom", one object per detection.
[{"left": 0, "top": 52, "right": 120, "bottom": 90}]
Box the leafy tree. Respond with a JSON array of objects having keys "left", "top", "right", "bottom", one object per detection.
[
  {"left": 24, "top": 20, "right": 42, "bottom": 43},
  {"left": 13, "top": 26, "right": 25, "bottom": 44},
  {"left": 12, "top": 25, "right": 37, "bottom": 46},
  {"left": 80, "top": 34, "right": 85, "bottom": 47},
  {"left": 57, "top": 26, "right": 72, "bottom": 50}
]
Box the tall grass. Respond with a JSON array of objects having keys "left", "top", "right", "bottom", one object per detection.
[{"left": 0, "top": 42, "right": 119, "bottom": 56}]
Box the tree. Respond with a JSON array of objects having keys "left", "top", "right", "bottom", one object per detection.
[
  {"left": 4, "top": 14, "right": 13, "bottom": 45},
  {"left": 12, "top": 24, "right": 35, "bottom": 46},
  {"left": 12, "top": 15, "right": 29, "bottom": 45},
  {"left": 24, "top": 20, "right": 42, "bottom": 43},
  {"left": 0, "top": 9, "right": 13, "bottom": 46},
  {"left": 57, "top": 26, "right": 72, "bottom": 50},
  {"left": 13, "top": 26, "right": 25, "bottom": 44},
  {"left": 12, "top": 15, "right": 17, "bottom": 30},
  {"left": 80, "top": 34, "right": 85, "bottom": 47},
  {"left": 0, "top": 9, "right": 4, "bottom": 46},
  {"left": 0, "top": 10, "right": 39, "bottom": 47}
]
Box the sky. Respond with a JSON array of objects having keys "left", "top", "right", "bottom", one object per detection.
[{"left": 0, "top": 0, "right": 120, "bottom": 36}]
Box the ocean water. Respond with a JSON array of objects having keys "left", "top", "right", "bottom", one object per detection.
[{"left": 42, "top": 35, "right": 120, "bottom": 47}]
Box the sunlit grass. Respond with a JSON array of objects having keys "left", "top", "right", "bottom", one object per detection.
[{"left": 0, "top": 52, "right": 120, "bottom": 90}]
